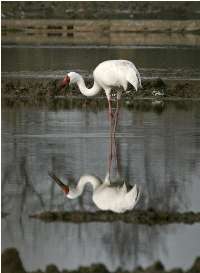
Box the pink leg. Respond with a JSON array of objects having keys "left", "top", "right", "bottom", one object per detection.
[
  {"left": 113, "top": 99, "right": 120, "bottom": 137},
  {"left": 108, "top": 99, "right": 113, "bottom": 120},
  {"left": 108, "top": 99, "right": 113, "bottom": 175},
  {"left": 112, "top": 99, "right": 120, "bottom": 175},
  {"left": 109, "top": 130, "right": 113, "bottom": 176},
  {"left": 112, "top": 133, "right": 120, "bottom": 175}
]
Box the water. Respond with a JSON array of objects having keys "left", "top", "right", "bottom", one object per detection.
[
  {"left": 2, "top": 43, "right": 200, "bottom": 272},
  {"left": 2, "top": 45, "right": 200, "bottom": 80},
  {"left": 2, "top": 102, "right": 200, "bottom": 271}
]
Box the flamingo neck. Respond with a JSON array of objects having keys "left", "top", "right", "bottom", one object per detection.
[
  {"left": 76, "top": 75, "right": 101, "bottom": 97},
  {"left": 68, "top": 175, "right": 101, "bottom": 199}
]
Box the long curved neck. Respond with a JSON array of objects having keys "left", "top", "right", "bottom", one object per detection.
[
  {"left": 76, "top": 75, "right": 101, "bottom": 97},
  {"left": 69, "top": 175, "right": 101, "bottom": 199}
]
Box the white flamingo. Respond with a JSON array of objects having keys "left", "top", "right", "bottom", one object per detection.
[
  {"left": 49, "top": 172, "right": 140, "bottom": 213},
  {"left": 60, "top": 59, "right": 142, "bottom": 123},
  {"left": 60, "top": 60, "right": 142, "bottom": 170}
]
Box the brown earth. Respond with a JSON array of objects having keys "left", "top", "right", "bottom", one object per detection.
[
  {"left": 2, "top": 2, "right": 200, "bottom": 20},
  {"left": 2, "top": 78, "right": 200, "bottom": 103},
  {"left": 1, "top": 1, "right": 200, "bottom": 20}
]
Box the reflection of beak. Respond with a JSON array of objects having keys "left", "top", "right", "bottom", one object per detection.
[{"left": 48, "top": 171, "right": 69, "bottom": 194}]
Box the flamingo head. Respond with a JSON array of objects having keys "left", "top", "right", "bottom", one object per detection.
[
  {"left": 60, "top": 72, "right": 81, "bottom": 89},
  {"left": 60, "top": 74, "right": 70, "bottom": 89},
  {"left": 48, "top": 172, "right": 69, "bottom": 196}
]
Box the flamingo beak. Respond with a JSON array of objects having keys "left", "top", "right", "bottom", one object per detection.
[
  {"left": 48, "top": 172, "right": 69, "bottom": 195},
  {"left": 59, "top": 75, "right": 70, "bottom": 89}
]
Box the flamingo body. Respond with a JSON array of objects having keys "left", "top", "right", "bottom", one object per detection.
[{"left": 93, "top": 60, "right": 142, "bottom": 97}]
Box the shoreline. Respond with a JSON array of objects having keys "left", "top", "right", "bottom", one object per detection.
[
  {"left": 2, "top": 78, "right": 200, "bottom": 106},
  {"left": 2, "top": 2, "right": 200, "bottom": 20}
]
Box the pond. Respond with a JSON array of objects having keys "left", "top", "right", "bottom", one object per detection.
[
  {"left": 1, "top": 44, "right": 200, "bottom": 272},
  {"left": 2, "top": 100, "right": 200, "bottom": 271},
  {"left": 2, "top": 44, "right": 200, "bottom": 80}
]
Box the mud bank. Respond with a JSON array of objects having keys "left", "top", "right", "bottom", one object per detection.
[
  {"left": 29, "top": 209, "right": 200, "bottom": 225},
  {"left": 2, "top": 78, "right": 200, "bottom": 104},
  {"left": 2, "top": 248, "right": 200, "bottom": 273},
  {"left": 2, "top": 2, "right": 200, "bottom": 20}
]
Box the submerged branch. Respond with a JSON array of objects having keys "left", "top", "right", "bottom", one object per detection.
[{"left": 29, "top": 209, "right": 200, "bottom": 225}]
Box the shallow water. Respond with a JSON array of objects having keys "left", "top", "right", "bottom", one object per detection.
[
  {"left": 2, "top": 45, "right": 200, "bottom": 80},
  {"left": 2, "top": 220, "right": 200, "bottom": 271},
  {"left": 2, "top": 102, "right": 200, "bottom": 271}
]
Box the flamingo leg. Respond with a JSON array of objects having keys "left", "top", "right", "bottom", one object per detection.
[
  {"left": 108, "top": 99, "right": 113, "bottom": 120},
  {"left": 113, "top": 99, "right": 120, "bottom": 137},
  {"left": 108, "top": 99, "right": 113, "bottom": 175},
  {"left": 108, "top": 97, "right": 120, "bottom": 176},
  {"left": 111, "top": 99, "right": 120, "bottom": 176},
  {"left": 112, "top": 133, "right": 120, "bottom": 177},
  {"left": 109, "top": 130, "right": 113, "bottom": 176}
]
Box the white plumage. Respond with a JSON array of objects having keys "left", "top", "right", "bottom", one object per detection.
[
  {"left": 62, "top": 60, "right": 142, "bottom": 101},
  {"left": 92, "top": 60, "right": 142, "bottom": 98},
  {"left": 49, "top": 172, "right": 141, "bottom": 213}
]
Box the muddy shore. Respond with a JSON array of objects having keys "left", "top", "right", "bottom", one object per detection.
[
  {"left": 29, "top": 209, "right": 200, "bottom": 225},
  {"left": 2, "top": 2, "right": 200, "bottom": 20},
  {"left": 2, "top": 248, "right": 200, "bottom": 273},
  {"left": 2, "top": 78, "right": 200, "bottom": 109}
]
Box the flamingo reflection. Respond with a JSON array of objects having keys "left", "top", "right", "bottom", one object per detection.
[
  {"left": 49, "top": 171, "right": 140, "bottom": 213},
  {"left": 49, "top": 122, "right": 141, "bottom": 213}
]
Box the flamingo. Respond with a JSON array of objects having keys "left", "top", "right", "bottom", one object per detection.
[
  {"left": 60, "top": 59, "right": 142, "bottom": 126},
  {"left": 49, "top": 172, "right": 140, "bottom": 213},
  {"left": 60, "top": 60, "right": 142, "bottom": 170}
]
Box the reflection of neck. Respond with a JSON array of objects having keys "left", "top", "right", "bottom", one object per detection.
[
  {"left": 76, "top": 75, "right": 101, "bottom": 97},
  {"left": 69, "top": 175, "right": 101, "bottom": 199}
]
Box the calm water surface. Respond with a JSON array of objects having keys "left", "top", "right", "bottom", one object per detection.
[
  {"left": 2, "top": 102, "right": 200, "bottom": 271},
  {"left": 2, "top": 45, "right": 200, "bottom": 80}
]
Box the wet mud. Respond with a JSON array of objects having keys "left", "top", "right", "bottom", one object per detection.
[
  {"left": 29, "top": 209, "right": 200, "bottom": 225},
  {"left": 2, "top": 248, "right": 200, "bottom": 273},
  {"left": 2, "top": 78, "right": 200, "bottom": 109},
  {"left": 2, "top": 2, "right": 200, "bottom": 20},
  {"left": 2, "top": 1, "right": 199, "bottom": 19}
]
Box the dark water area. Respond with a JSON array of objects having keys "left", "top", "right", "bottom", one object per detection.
[
  {"left": 2, "top": 102, "right": 200, "bottom": 271},
  {"left": 2, "top": 45, "right": 200, "bottom": 80}
]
